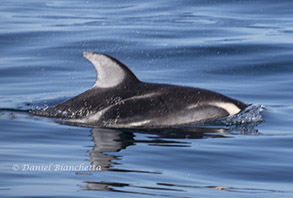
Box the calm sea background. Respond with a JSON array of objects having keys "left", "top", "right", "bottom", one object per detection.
[{"left": 1, "top": 0, "right": 293, "bottom": 197}]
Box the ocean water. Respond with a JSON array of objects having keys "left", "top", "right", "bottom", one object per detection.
[{"left": 1, "top": 0, "right": 293, "bottom": 197}]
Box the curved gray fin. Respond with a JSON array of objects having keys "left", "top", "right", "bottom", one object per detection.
[{"left": 83, "top": 52, "right": 140, "bottom": 88}]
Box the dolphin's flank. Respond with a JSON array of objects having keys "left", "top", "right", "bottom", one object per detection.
[{"left": 32, "top": 52, "right": 247, "bottom": 128}]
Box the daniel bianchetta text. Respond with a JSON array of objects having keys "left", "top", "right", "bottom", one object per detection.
[{"left": 12, "top": 163, "right": 101, "bottom": 172}]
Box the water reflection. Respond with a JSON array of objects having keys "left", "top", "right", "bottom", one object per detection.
[
  {"left": 83, "top": 124, "right": 259, "bottom": 194},
  {"left": 88, "top": 128, "right": 135, "bottom": 171},
  {"left": 88, "top": 125, "right": 259, "bottom": 168},
  {"left": 83, "top": 180, "right": 287, "bottom": 197},
  {"left": 84, "top": 181, "right": 186, "bottom": 197}
]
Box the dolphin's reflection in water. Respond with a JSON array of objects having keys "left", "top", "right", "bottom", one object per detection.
[
  {"left": 88, "top": 128, "right": 135, "bottom": 172},
  {"left": 82, "top": 125, "right": 259, "bottom": 195}
]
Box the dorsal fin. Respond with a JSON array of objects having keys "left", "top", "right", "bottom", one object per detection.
[{"left": 83, "top": 52, "right": 140, "bottom": 88}]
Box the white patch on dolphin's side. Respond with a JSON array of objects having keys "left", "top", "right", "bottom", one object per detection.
[
  {"left": 83, "top": 52, "right": 125, "bottom": 88},
  {"left": 129, "top": 120, "right": 151, "bottom": 127},
  {"left": 187, "top": 104, "right": 198, "bottom": 109},
  {"left": 187, "top": 102, "right": 241, "bottom": 116},
  {"left": 211, "top": 102, "right": 241, "bottom": 116},
  {"left": 85, "top": 108, "right": 109, "bottom": 123},
  {"left": 126, "top": 92, "right": 160, "bottom": 100}
]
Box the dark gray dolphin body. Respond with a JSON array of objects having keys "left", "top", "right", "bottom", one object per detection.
[{"left": 34, "top": 52, "right": 247, "bottom": 128}]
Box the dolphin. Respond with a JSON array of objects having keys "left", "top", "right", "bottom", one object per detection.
[{"left": 33, "top": 52, "right": 247, "bottom": 128}]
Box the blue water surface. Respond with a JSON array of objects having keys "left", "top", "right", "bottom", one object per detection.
[{"left": 1, "top": 0, "right": 293, "bottom": 197}]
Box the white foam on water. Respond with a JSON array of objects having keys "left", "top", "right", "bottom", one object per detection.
[{"left": 213, "top": 104, "right": 265, "bottom": 126}]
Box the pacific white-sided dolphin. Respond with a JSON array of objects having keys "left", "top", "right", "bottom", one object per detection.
[{"left": 33, "top": 52, "right": 247, "bottom": 128}]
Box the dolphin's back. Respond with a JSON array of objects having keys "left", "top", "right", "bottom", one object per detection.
[{"left": 32, "top": 52, "right": 248, "bottom": 128}]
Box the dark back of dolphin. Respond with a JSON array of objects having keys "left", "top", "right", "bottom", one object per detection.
[{"left": 33, "top": 52, "right": 247, "bottom": 128}]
